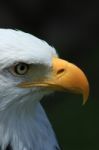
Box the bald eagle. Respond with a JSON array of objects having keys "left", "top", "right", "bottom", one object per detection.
[{"left": 0, "top": 29, "right": 89, "bottom": 150}]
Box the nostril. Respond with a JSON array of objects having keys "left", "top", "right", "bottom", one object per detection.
[{"left": 57, "top": 68, "right": 65, "bottom": 75}]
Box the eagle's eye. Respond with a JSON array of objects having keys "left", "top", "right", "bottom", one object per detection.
[{"left": 13, "top": 63, "right": 29, "bottom": 75}]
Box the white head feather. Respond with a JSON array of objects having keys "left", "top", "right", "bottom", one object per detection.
[{"left": 0, "top": 29, "right": 59, "bottom": 150}]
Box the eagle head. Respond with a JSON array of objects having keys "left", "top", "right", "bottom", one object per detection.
[{"left": 0, "top": 29, "right": 89, "bottom": 150}]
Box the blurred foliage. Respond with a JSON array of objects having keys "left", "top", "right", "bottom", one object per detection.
[{"left": 43, "top": 47, "right": 99, "bottom": 150}]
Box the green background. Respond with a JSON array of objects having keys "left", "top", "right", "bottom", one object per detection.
[{"left": 42, "top": 49, "right": 99, "bottom": 150}]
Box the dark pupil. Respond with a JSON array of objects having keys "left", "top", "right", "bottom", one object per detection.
[{"left": 20, "top": 65, "right": 25, "bottom": 71}]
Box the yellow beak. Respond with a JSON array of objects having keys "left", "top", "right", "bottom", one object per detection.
[{"left": 19, "top": 57, "right": 89, "bottom": 104}]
